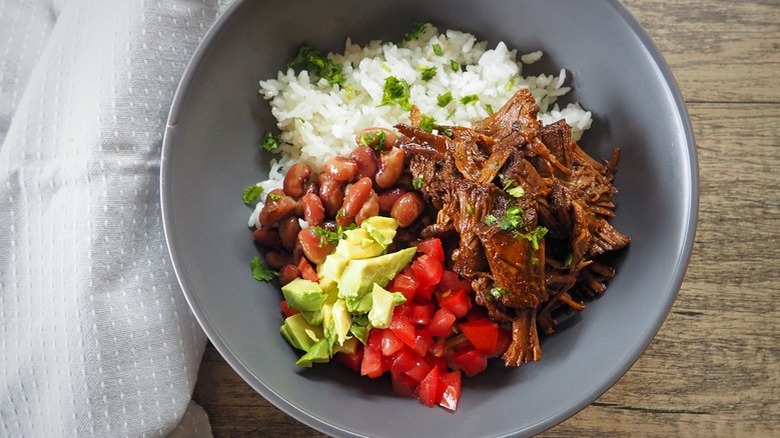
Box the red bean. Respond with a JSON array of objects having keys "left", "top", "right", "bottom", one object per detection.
[
  {"left": 301, "top": 193, "right": 325, "bottom": 226},
  {"left": 318, "top": 174, "right": 345, "bottom": 218},
  {"left": 342, "top": 177, "right": 373, "bottom": 218},
  {"left": 278, "top": 216, "right": 301, "bottom": 251},
  {"left": 278, "top": 264, "right": 300, "bottom": 286},
  {"left": 355, "top": 191, "right": 379, "bottom": 226},
  {"left": 283, "top": 163, "right": 312, "bottom": 198},
  {"left": 377, "top": 187, "right": 407, "bottom": 213},
  {"left": 298, "top": 227, "right": 335, "bottom": 265},
  {"left": 252, "top": 226, "right": 283, "bottom": 249},
  {"left": 265, "top": 251, "right": 292, "bottom": 270},
  {"left": 258, "top": 189, "right": 297, "bottom": 226},
  {"left": 350, "top": 146, "right": 379, "bottom": 180},
  {"left": 375, "top": 147, "right": 406, "bottom": 189},
  {"left": 323, "top": 156, "right": 358, "bottom": 182},
  {"left": 355, "top": 127, "right": 398, "bottom": 151},
  {"left": 390, "top": 192, "right": 425, "bottom": 228}
]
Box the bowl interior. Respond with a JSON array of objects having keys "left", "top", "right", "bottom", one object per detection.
[{"left": 162, "top": 1, "right": 697, "bottom": 436}]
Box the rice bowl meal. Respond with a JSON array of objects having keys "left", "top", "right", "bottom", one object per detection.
[{"left": 244, "top": 23, "right": 630, "bottom": 411}]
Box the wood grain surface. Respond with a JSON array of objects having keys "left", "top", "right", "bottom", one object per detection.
[{"left": 192, "top": 1, "right": 780, "bottom": 436}]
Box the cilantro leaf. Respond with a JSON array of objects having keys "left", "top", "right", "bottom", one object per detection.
[
  {"left": 381, "top": 76, "right": 412, "bottom": 110},
  {"left": 450, "top": 60, "right": 460, "bottom": 72},
  {"left": 436, "top": 91, "right": 453, "bottom": 107},
  {"left": 516, "top": 226, "right": 548, "bottom": 251},
  {"left": 261, "top": 131, "right": 279, "bottom": 152},
  {"left": 489, "top": 287, "right": 508, "bottom": 299},
  {"left": 250, "top": 256, "right": 278, "bottom": 282},
  {"left": 498, "top": 205, "right": 524, "bottom": 231},
  {"left": 506, "top": 185, "right": 525, "bottom": 198},
  {"left": 418, "top": 65, "right": 437, "bottom": 81},
  {"left": 412, "top": 175, "right": 424, "bottom": 190},
  {"left": 242, "top": 184, "right": 264, "bottom": 204},
  {"left": 460, "top": 94, "right": 479, "bottom": 105},
  {"left": 288, "top": 46, "right": 345, "bottom": 86},
  {"left": 564, "top": 253, "right": 574, "bottom": 268},
  {"left": 403, "top": 22, "right": 429, "bottom": 41},
  {"left": 432, "top": 43, "right": 443, "bottom": 56},
  {"left": 419, "top": 114, "right": 435, "bottom": 133},
  {"left": 483, "top": 214, "right": 498, "bottom": 226},
  {"left": 359, "top": 130, "right": 387, "bottom": 150}
]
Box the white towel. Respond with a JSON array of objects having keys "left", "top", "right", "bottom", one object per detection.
[{"left": 0, "top": 0, "right": 232, "bottom": 435}]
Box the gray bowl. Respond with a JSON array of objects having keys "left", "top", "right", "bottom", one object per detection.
[{"left": 161, "top": 1, "right": 698, "bottom": 436}]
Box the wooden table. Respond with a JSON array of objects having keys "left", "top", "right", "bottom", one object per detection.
[{"left": 193, "top": 1, "right": 780, "bottom": 436}]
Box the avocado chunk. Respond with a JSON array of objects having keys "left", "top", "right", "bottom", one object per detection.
[
  {"left": 360, "top": 216, "right": 398, "bottom": 248},
  {"left": 330, "top": 299, "right": 352, "bottom": 346},
  {"left": 281, "top": 278, "right": 326, "bottom": 312},
  {"left": 334, "top": 227, "right": 386, "bottom": 260},
  {"left": 295, "top": 338, "right": 331, "bottom": 367},
  {"left": 337, "top": 247, "right": 416, "bottom": 299},
  {"left": 280, "top": 313, "right": 324, "bottom": 352},
  {"left": 368, "top": 283, "right": 407, "bottom": 329}
]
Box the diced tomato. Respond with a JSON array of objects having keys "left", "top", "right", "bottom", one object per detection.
[
  {"left": 439, "top": 269, "right": 472, "bottom": 294},
  {"left": 390, "top": 346, "right": 416, "bottom": 377},
  {"left": 437, "top": 289, "right": 472, "bottom": 318},
  {"left": 415, "top": 238, "right": 445, "bottom": 262},
  {"left": 437, "top": 371, "right": 461, "bottom": 411},
  {"left": 405, "top": 357, "right": 432, "bottom": 383},
  {"left": 426, "top": 353, "right": 447, "bottom": 372},
  {"left": 360, "top": 345, "right": 385, "bottom": 378},
  {"left": 335, "top": 349, "right": 363, "bottom": 372},
  {"left": 297, "top": 257, "right": 319, "bottom": 282},
  {"left": 389, "top": 312, "right": 417, "bottom": 349},
  {"left": 450, "top": 347, "right": 488, "bottom": 377},
  {"left": 410, "top": 303, "right": 434, "bottom": 325},
  {"left": 412, "top": 331, "right": 434, "bottom": 357},
  {"left": 459, "top": 318, "right": 512, "bottom": 356},
  {"left": 415, "top": 282, "right": 437, "bottom": 301},
  {"left": 411, "top": 254, "right": 443, "bottom": 287},
  {"left": 426, "top": 308, "right": 456, "bottom": 337},
  {"left": 379, "top": 329, "right": 404, "bottom": 357},
  {"left": 280, "top": 300, "right": 299, "bottom": 317},
  {"left": 391, "top": 372, "right": 417, "bottom": 397},
  {"left": 387, "top": 271, "right": 418, "bottom": 301},
  {"left": 415, "top": 365, "right": 441, "bottom": 407}
]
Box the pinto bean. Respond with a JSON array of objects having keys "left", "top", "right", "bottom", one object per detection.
[
  {"left": 377, "top": 187, "right": 407, "bottom": 213},
  {"left": 318, "top": 174, "right": 345, "bottom": 218},
  {"left": 278, "top": 264, "right": 300, "bottom": 286},
  {"left": 355, "top": 191, "right": 380, "bottom": 226},
  {"left": 342, "top": 177, "right": 373, "bottom": 218},
  {"left": 390, "top": 192, "right": 425, "bottom": 228},
  {"left": 265, "top": 251, "right": 292, "bottom": 270},
  {"left": 283, "top": 163, "right": 312, "bottom": 198},
  {"left": 375, "top": 147, "right": 406, "bottom": 189},
  {"left": 355, "top": 127, "right": 398, "bottom": 151},
  {"left": 258, "top": 189, "right": 297, "bottom": 226},
  {"left": 278, "top": 216, "right": 301, "bottom": 250},
  {"left": 350, "top": 146, "right": 379, "bottom": 180},
  {"left": 252, "top": 226, "right": 283, "bottom": 249},
  {"left": 301, "top": 193, "right": 325, "bottom": 226},
  {"left": 323, "top": 156, "right": 358, "bottom": 182},
  {"left": 297, "top": 227, "right": 335, "bottom": 265}
]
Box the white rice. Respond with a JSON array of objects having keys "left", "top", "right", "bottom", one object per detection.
[{"left": 249, "top": 25, "right": 592, "bottom": 227}]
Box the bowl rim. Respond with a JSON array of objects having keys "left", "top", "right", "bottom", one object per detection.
[{"left": 160, "top": 0, "right": 700, "bottom": 436}]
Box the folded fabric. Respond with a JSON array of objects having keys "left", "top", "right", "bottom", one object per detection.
[{"left": 0, "top": 0, "right": 232, "bottom": 435}]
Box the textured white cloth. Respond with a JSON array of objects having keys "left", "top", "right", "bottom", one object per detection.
[{"left": 0, "top": 0, "right": 232, "bottom": 436}]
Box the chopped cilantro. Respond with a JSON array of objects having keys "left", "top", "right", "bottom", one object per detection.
[
  {"left": 242, "top": 184, "right": 264, "bottom": 204},
  {"left": 359, "top": 130, "right": 387, "bottom": 150},
  {"left": 268, "top": 193, "right": 281, "bottom": 202},
  {"left": 516, "top": 226, "right": 548, "bottom": 251},
  {"left": 483, "top": 214, "right": 498, "bottom": 226},
  {"left": 403, "top": 22, "right": 429, "bottom": 41},
  {"left": 288, "top": 46, "right": 345, "bottom": 86},
  {"left": 418, "top": 65, "right": 437, "bottom": 81},
  {"left": 250, "top": 256, "right": 278, "bottom": 282},
  {"left": 506, "top": 185, "right": 525, "bottom": 198},
  {"left": 419, "top": 114, "right": 435, "bottom": 133},
  {"left": 312, "top": 224, "right": 356, "bottom": 247},
  {"left": 436, "top": 91, "right": 453, "bottom": 107},
  {"left": 485, "top": 103, "right": 494, "bottom": 114},
  {"left": 498, "top": 205, "right": 524, "bottom": 231},
  {"left": 465, "top": 204, "right": 474, "bottom": 214},
  {"left": 450, "top": 60, "right": 460, "bottom": 72},
  {"left": 432, "top": 43, "right": 443, "bottom": 56},
  {"left": 381, "top": 76, "right": 412, "bottom": 110},
  {"left": 412, "top": 175, "right": 424, "bottom": 190},
  {"left": 564, "top": 253, "right": 574, "bottom": 268},
  {"left": 261, "top": 131, "right": 279, "bottom": 152},
  {"left": 489, "top": 287, "right": 508, "bottom": 299},
  {"left": 460, "top": 94, "right": 479, "bottom": 105},
  {"left": 437, "top": 125, "right": 453, "bottom": 137}
]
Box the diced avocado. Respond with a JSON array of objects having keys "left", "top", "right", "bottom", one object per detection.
[
  {"left": 337, "top": 247, "right": 416, "bottom": 298},
  {"left": 281, "top": 278, "right": 326, "bottom": 312},
  {"left": 344, "top": 293, "right": 373, "bottom": 314},
  {"left": 333, "top": 336, "right": 359, "bottom": 355},
  {"left": 335, "top": 227, "right": 386, "bottom": 260},
  {"left": 300, "top": 309, "right": 323, "bottom": 326},
  {"left": 360, "top": 216, "right": 398, "bottom": 248},
  {"left": 349, "top": 323, "right": 371, "bottom": 345},
  {"left": 295, "top": 338, "right": 331, "bottom": 367},
  {"left": 280, "top": 313, "right": 324, "bottom": 352},
  {"left": 318, "top": 253, "right": 348, "bottom": 285},
  {"left": 331, "top": 299, "right": 352, "bottom": 346},
  {"left": 368, "top": 283, "right": 407, "bottom": 329}
]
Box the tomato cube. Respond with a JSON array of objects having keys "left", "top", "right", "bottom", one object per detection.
[
  {"left": 437, "top": 371, "right": 461, "bottom": 411},
  {"left": 460, "top": 318, "right": 512, "bottom": 356},
  {"left": 280, "top": 300, "right": 299, "bottom": 317},
  {"left": 360, "top": 345, "right": 385, "bottom": 378},
  {"left": 297, "top": 257, "right": 319, "bottom": 282},
  {"left": 387, "top": 271, "right": 418, "bottom": 301},
  {"left": 390, "top": 312, "right": 417, "bottom": 349},
  {"left": 415, "top": 365, "right": 441, "bottom": 407},
  {"left": 426, "top": 308, "right": 456, "bottom": 337},
  {"left": 391, "top": 372, "right": 417, "bottom": 397},
  {"left": 437, "top": 289, "right": 472, "bottom": 318},
  {"left": 411, "top": 254, "right": 443, "bottom": 287},
  {"left": 415, "top": 238, "right": 445, "bottom": 262},
  {"left": 380, "top": 329, "right": 404, "bottom": 357},
  {"left": 439, "top": 269, "right": 473, "bottom": 294},
  {"left": 410, "top": 303, "right": 434, "bottom": 325},
  {"left": 450, "top": 347, "right": 488, "bottom": 377},
  {"left": 335, "top": 349, "right": 363, "bottom": 372}
]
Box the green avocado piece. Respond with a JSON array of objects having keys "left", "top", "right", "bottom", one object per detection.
[
  {"left": 335, "top": 227, "right": 386, "bottom": 260},
  {"left": 344, "top": 293, "right": 373, "bottom": 314},
  {"left": 295, "top": 338, "right": 331, "bottom": 367},
  {"left": 360, "top": 216, "right": 398, "bottom": 248},
  {"left": 281, "top": 278, "right": 326, "bottom": 312},
  {"left": 337, "top": 247, "right": 416, "bottom": 299},
  {"left": 280, "top": 313, "right": 324, "bottom": 352},
  {"left": 331, "top": 299, "right": 352, "bottom": 346},
  {"left": 368, "top": 283, "right": 407, "bottom": 329}
]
